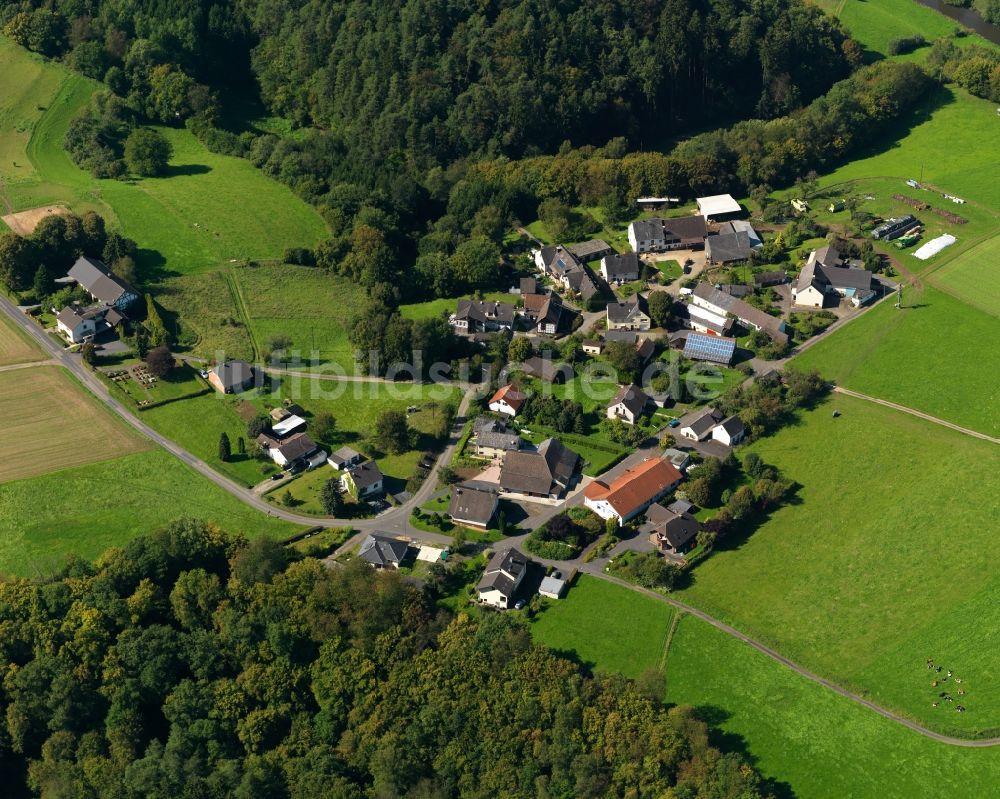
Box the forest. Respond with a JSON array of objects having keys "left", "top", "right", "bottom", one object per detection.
[{"left": 0, "top": 520, "right": 772, "bottom": 798}]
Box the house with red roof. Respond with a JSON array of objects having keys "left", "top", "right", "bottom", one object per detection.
[
  {"left": 488, "top": 384, "right": 527, "bottom": 417},
  {"left": 584, "top": 457, "right": 683, "bottom": 525}
]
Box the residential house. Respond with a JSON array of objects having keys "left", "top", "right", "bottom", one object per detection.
[
  {"left": 499, "top": 438, "right": 579, "bottom": 499},
  {"left": 678, "top": 407, "right": 723, "bottom": 441},
  {"left": 606, "top": 384, "right": 649, "bottom": 425},
  {"left": 705, "top": 230, "right": 752, "bottom": 264},
  {"left": 567, "top": 239, "right": 615, "bottom": 262},
  {"left": 56, "top": 307, "right": 100, "bottom": 343},
  {"left": 358, "top": 534, "right": 410, "bottom": 569},
  {"left": 477, "top": 547, "right": 528, "bottom": 609},
  {"left": 521, "top": 356, "right": 572, "bottom": 384},
  {"left": 627, "top": 216, "right": 707, "bottom": 253},
  {"left": 342, "top": 460, "right": 385, "bottom": 499},
  {"left": 257, "top": 432, "right": 323, "bottom": 468},
  {"left": 793, "top": 247, "right": 874, "bottom": 308},
  {"left": 488, "top": 384, "right": 528, "bottom": 417},
  {"left": 691, "top": 283, "right": 788, "bottom": 346},
  {"left": 67, "top": 256, "right": 140, "bottom": 313},
  {"left": 328, "top": 446, "right": 362, "bottom": 470},
  {"left": 644, "top": 503, "right": 699, "bottom": 557},
  {"left": 209, "top": 360, "right": 256, "bottom": 394},
  {"left": 448, "top": 484, "right": 499, "bottom": 530},
  {"left": 584, "top": 457, "right": 683, "bottom": 525},
  {"left": 606, "top": 294, "right": 651, "bottom": 331},
  {"left": 684, "top": 302, "right": 736, "bottom": 337},
  {"left": 712, "top": 415, "right": 746, "bottom": 446},
  {"left": 635, "top": 337, "right": 655, "bottom": 362},
  {"left": 600, "top": 252, "right": 641, "bottom": 284},
  {"left": 696, "top": 194, "right": 743, "bottom": 221},
  {"left": 534, "top": 295, "right": 565, "bottom": 335},
  {"left": 473, "top": 417, "right": 522, "bottom": 458},
  {"left": 682, "top": 332, "right": 736, "bottom": 365},
  {"left": 582, "top": 339, "right": 604, "bottom": 356},
  {"left": 452, "top": 299, "right": 516, "bottom": 333}
]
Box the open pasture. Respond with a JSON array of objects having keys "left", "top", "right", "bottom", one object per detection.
[
  {"left": 929, "top": 234, "right": 1000, "bottom": 317},
  {"left": 0, "top": 311, "right": 44, "bottom": 367},
  {"left": 0, "top": 366, "right": 150, "bottom": 482}
]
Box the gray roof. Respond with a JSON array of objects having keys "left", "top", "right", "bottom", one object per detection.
[
  {"left": 359, "top": 534, "right": 410, "bottom": 567},
  {"left": 455, "top": 299, "right": 516, "bottom": 326},
  {"left": 274, "top": 433, "right": 319, "bottom": 462},
  {"left": 348, "top": 460, "right": 383, "bottom": 489},
  {"left": 662, "top": 215, "right": 708, "bottom": 244},
  {"left": 212, "top": 360, "right": 255, "bottom": 392},
  {"left": 680, "top": 406, "right": 723, "bottom": 438},
  {"left": 607, "top": 294, "right": 649, "bottom": 324},
  {"left": 819, "top": 265, "right": 873, "bottom": 291},
  {"left": 56, "top": 307, "right": 86, "bottom": 327},
  {"left": 603, "top": 330, "right": 638, "bottom": 343},
  {"left": 646, "top": 503, "right": 699, "bottom": 549},
  {"left": 755, "top": 271, "right": 787, "bottom": 287},
  {"left": 477, "top": 547, "right": 527, "bottom": 597},
  {"left": 610, "top": 384, "right": 648, "bottom": 417},
  {"left": 630, "top": 218, "right": 663, "bottom": 242},
  {"left": 719, "top": 283, "right": 753, "bottom": 298},
  {"left": 661, "top": 448, "right": 690, "bottom": 469},
  {"left": 522, "top": 356, "right": 572, "bottom": 383},
  {"left": 67, "top": 256, "right": 136, "bottom": 306},
  {"left": 668, "top": 499, "right": 696, "bottom": 515},
  {"left": 500, "top": 438, "right": 578, "bottom": 494},
  {"left": 448, "top": 485, "right": 498, "bottom": 527},
  {"left": 602, "top": 252, "right": 640, "bottom": 280},
  {"left": 476, "top": 430, "right": 521, "bottom": 451},
  {"left": 567, "top": 239, "right": 614, "bottom": 260},
  {"left": 329, "top": 446, "right": 361, "bottom": 466},
  {"left": 520, "top": 277, "right": 538, "bottom": 294},
  {"left": 692, "top": 283, "right": 787, "bottom": 344},
  {"left": 705, "top": 231, "right": 752, "bottom": 263},
  {"left": 716, "top": 415, "right": 745, "bottom": 437}
]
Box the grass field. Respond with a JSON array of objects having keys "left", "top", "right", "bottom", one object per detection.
[
  {"left": 0, "top": 37, "right": 327, "bottom": 275},
  {"left": 0, "top": 311, "right": 44, "bottom": 366},
  {"left": 664, "top": 614, "right": 1000, "bottom": 799},
  {"left": 793, "top": 286, "right": 1000, "bottom": 436},
  {"left": 930, "top": 234, "right": 1000, "bottom": 317},
  {"left": 675, "top": 394, "right": 1000, "bottom": 735},
  {"left": 233, "top": 265, "right": 367, "bottom": 368},
  {"left": 0, "top": 366, "right": 150, "bottom": 482},
  {"left": 529, "top": 575, "right": 673, "bottom": 679},
  {"left": 399, "top": 292, "right": 520, "bottom": 322},
  {"left": 0, "top": 449, "right": 297, "bottom": 577}
]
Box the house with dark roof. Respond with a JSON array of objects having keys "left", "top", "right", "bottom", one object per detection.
[
  {"left": 519, "top": 276, "right": 538, "bottom": 295},
  {"left": 67, "top": 256, "right": 139, "bottom": 313},
  {"left": 523, "top": 294, "right": 565, "bottom": 335},
  {"left": 452, "top": 299, "right": 516, "bottom": 333},
  {"left": 448, "top": 485, "right": 499, "bottom": 529},
  {"left": 606, "top": 384, "right": 649, "bottom": 425},
  {"left": 719, "top": 283, "right": 753, "bottom": 298},
  {"left": 628, "top": 216, "right": 707, "bottom": 253},
  {"left": 705, "top": 230, "right": 752, "bottom": 264},
  {"left": 342, "top": 460, "right": 385, "bottom": 499},
  {"left": 477, "top": 548, "right": 528, "bottom": 609},
  {"left": 644, "top": 502, "right": 699, "bottom": 557},
  {"left": 567, "top": 239, "right": 615, "bottom": 262},
  {"left": 678, "top": 407, "right": 724, "bottom": 441},
  {"left": 209, "top": 360, "right": 256, "bottom": 394},
  {"left": 327, "top": 446, "right": 363, "bottom": 470},
  {"left": 358, "top": 534, "right": 410, "bottom": 569},
  {"left": 793, "top": 247, "right": 874, "bottom": 308},
  {"left": 606, "top": 294, "right": 651, "bottom": 331},
  {"left": 533, "top": 245, "right": 606, "bottom": 305},
  {"left": 712, "top": 415, "right": 746, "bottom": 447},
  {"left": 584, "top": 457, "right": 683, "bottom": 525},
  {"left": 718, "top": 220, "right": 763, "bottom": 249},
  {"left": 499, "top": 438, "right": 579, "bottom": 499},
  {"left": 600, "top": 252, "right": 641, "bottom": 284},
  {"left": 521, "top": 356, "right": 572, "bottom": 384},
  {"left": 473, "top": 418, "right": 522, "bottom": 458},
  {"left": 257, "top": 432, "right": 323, "bottom": 468},
  {"left": 488, "top": 384, "right": 528, "bottom": 417},
  {"left": 56, "top": 306, "right": 101, "bottom": 343}
]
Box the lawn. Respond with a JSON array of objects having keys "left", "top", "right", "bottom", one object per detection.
[
  {"left": 793, "top": 285, "right": 1000, "bottom": 436},
  {"left": 399, "top": 292, "right": 519, "bottom": 322},
  {"left": 0, "top": 366, "right": 150, "bottom": 483},
  {"left": 675, "top": 394, "right": 1000, "bottom": 736},
  {"left": 664, "top": 613, "right": 1000, "bottom": 799},
  {"left": 102, "top": 362, "right": 210, "bottom": 407},
  {"left": 930, "top": 233, "right": 1000, "bottom": 317},
  {"left": 529, "top": 575, "right": 673, "bottom": 679},
  {"left": 0, "top": 310, "right": 45, "bottom": 366},
  {"left": 233, "top": 264, "right": 368, "bottom": 368},
  {"left": 0, "top": 37, "right": 327, "bottom": 275},
  {"left": 0, "top": 449, "right": 297, "bottom": 577}
]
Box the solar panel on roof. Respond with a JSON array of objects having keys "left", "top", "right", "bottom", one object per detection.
[{"left": 683, "top": 333, "right": 736, "bottom": 364}]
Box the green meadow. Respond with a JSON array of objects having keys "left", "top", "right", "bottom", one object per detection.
[
  {"left": 0, "top": 449, "right": 297, "bottom": 577},
  {"left": 793, "top": 286, "right": 1000, "bottom": 436},
  {"left": 676, "top": 394, "right": 1000, "bottom": 736},
  {"left": 0, "top": 36, "right": 327, "bottom": 273},
  {"left": 930, "top": 234, "right": 1000, "bottom": 317}
]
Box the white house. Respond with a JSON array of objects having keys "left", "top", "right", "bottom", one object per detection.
[
  {"left": 606, "top": 384, "right": 649, "bottom": 425},
  {"left": 712, "top": 415, "right": 746, "bottom": 446},
  {"left": 678, "top": 407, "right": 723, "bottom": 441},
  {"left": 257, "top": 432, "right": 323, "bottom": 468},
  {"left": 488, "top": 384, "right": 527, "bottom": 417},
  {"left": 56, "top": 307, "right": 98, "bottom": 343},
  {"left": 477, "top": 548, "right": 527, "bottom": 609}
]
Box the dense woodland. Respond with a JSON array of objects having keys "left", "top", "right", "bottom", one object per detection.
[{"left": 0, "top": 520, "right": 772, "bottom": 798}]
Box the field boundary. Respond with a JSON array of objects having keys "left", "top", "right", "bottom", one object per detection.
[{"left": 223, "top": 268, "right": 260, "bottom": 360}]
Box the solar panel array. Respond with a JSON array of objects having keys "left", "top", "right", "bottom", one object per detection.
[{"left": 683, "top": 333, "right": 736, "bottom": 364}]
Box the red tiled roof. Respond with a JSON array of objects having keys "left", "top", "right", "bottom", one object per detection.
[
  {"left": 489, "top": 384, "right": 527, "bottom": 411},
  {"left": 584, "top": 457, "right": 682, "bottom": 517}
]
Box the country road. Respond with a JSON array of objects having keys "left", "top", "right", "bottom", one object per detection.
[{"left": 2, "top": 293, "right": 997, "bottom": 747}]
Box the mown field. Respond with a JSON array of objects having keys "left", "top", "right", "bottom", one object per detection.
[
  {"left": 929, "top": 234, "right": 1000, "bottom": 317},
  {"left": 664, "top": 614, "right": 1000, "bottom": 799},
  {"left": 0, "top": 310, "right": 44, "bottom": 366},
  {"left": 0, "top": 449, "right": 297, "bottom": 577},
  {"left": 0, "top": 366, "right": 150, "bottom": 482},
  {"left": 793, "top": 286, "right": 1000, "bottom": 436},
  {"left": 675, "top": 394, "right": 1000, "bottom": 735},
  {"left": 0, "top": 36, "right": 327, "bottom": 274}
]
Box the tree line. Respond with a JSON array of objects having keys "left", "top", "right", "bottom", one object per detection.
[{"left": 0, "top": 519, "right": 773, "bottom": 798}]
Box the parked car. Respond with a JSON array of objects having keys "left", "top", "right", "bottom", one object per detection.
[
  {"left": 270, "top": 472, "right": 284, "bottom": 481},
  {"left": 199, "top": 370, "right": 209, "bottom": 378},
  {"left": 513, "top": 600, "right": 526, "bottom": 610},
  {"left": 668, "top": 418, "right": 680, "bottom": 428}
]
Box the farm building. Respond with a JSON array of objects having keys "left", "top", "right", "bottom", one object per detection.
[
  {"left": 67, "top": 256, "right": 140, "bottom": 313},
  {"left": 209, "top": 360, "right": 256, "bottom": 394},
  {"left": 696, "top": 194, "right": 743, "bottom": 221},
  {"left": 683, "top": 333, "right": 736, "bottom": 365}
]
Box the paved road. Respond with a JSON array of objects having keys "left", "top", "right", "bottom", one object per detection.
[{"left": 833, "top": 386, "right": 999, "bottom": 445}]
